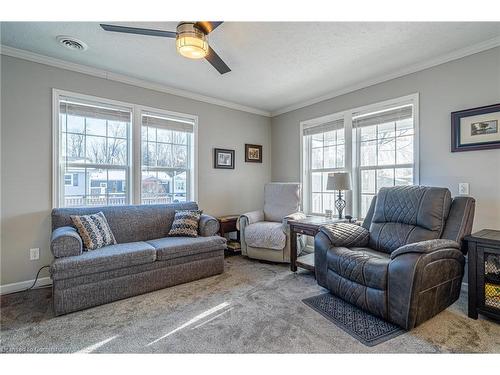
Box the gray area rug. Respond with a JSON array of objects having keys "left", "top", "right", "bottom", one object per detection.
[
  {"left": 303, "top": 293, "right": 405, "bottom": 346},
  {"left": 1, "top": 256, "right": 499, "bottom": 353}
]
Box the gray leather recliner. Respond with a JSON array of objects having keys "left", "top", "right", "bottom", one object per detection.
[{"left": 314, "top": 185, "right": 475, "bottom": 330}]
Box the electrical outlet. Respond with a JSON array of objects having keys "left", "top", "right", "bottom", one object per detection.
[
  {"left": 458, "top": 182, "right": 470, "bottom": 196},
  {"left": 29, "top": 248, "right": 40, "bottom": 261}
]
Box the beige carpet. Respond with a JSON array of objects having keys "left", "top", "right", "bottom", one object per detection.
[{"left": 1, "top": 256, "right": 499, "bottom": 353}]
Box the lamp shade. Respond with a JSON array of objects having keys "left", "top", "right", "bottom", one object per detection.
[{"left": 326, "top": 172, "right": 352, "bottom": 191}]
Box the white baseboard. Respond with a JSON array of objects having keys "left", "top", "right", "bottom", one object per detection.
[{"left": 0, "top": 276, "right": 52, "bottom": 295}]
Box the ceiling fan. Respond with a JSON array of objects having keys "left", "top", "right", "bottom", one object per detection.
[{"left": 100, "top": 22, "right": 231, "bottom": 75}]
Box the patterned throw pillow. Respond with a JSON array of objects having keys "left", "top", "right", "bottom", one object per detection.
[
  {"left": 168, "top": 210, "right": 202, "bottom": 237},
  {"left": 71, "top": 212, "right": 117, "bottom": 251}
]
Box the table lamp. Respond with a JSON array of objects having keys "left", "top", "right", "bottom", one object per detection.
[{"left": 326, "top": 172, "right": 352, "bottom": 219}]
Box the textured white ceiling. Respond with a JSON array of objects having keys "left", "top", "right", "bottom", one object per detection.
[{"left": 2, "top": 22, "right": 500, "bottom": 114}]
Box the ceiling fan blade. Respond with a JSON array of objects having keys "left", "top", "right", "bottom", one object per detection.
[
  {"left": 195, "top": 21, "right": 223, "bottom": 34},
  {"left": 100, "top": 24, "right": 177, "bottom": 38},
  {"left": 205, "top": 46, "right": 231, "bottom": 75}
]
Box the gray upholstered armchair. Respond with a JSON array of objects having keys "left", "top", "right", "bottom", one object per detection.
[
  {"left": 314, "top": 186, "right": 475, "bottom": 330},
  {"left": 238, "top": 183, "right": 306, "bottom": 263}
]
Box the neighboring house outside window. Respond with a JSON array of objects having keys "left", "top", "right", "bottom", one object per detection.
[
  {"left": 301, "top": 94, "right": 419, "bottom": 219},
  {"left": 53, "top": 90, "right": 197, "bottom": 208}
]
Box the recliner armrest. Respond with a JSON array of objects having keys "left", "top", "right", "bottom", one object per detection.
[
  {"left": 390, "top": 239, "right": 460, "bottom": 259},
  {"left": 51, "top": 226, "right": 83, "bottom": 258},
  {"left": 319, "top": 223, "right": 369, "bottom": 247},
  {"left": 282, "top": 212, "right": 307, "bottom": 232},
  {"left": 282, "top": 212, "right": 307, "bottom": 224},
  {"left": 198, "top": 214, "right": 220, "bottom": 237},
  {"left": 237, "top": 210, "right": 264, "bottom": 230}
]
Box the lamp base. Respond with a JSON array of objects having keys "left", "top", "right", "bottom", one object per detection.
[{"left": 335, "top": 190, "right": 346, "bottom": 219}]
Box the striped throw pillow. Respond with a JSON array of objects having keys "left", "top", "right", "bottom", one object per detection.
[
  {"left": 71, "top": 212, "right": 117, "bottom": 251},
  {"left": 168, "top": 210, "right": 202, "bottom": 237}
]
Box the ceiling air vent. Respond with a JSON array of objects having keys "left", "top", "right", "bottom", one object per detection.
[{"left": 56, "top": 35, "right": 88, "bottom": 51}]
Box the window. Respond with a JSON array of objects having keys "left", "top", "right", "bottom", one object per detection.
[
  {"left": 141, "top": 111, "right": 195, "bottom": 204},
  {"left": 303, "top": 119, "right": 345, "bottom": 215},
  {"left": 301, "top": 94, "right": 418, "bottom": 218},
  {"left": 354, "top": 105, "right": 415, "bottom": 217},
  {"left": 57, "top": 96, "right": 131, "bottom": 207},
  {"left": 53, "top": 90, "right": 197, "bottom": 208}
]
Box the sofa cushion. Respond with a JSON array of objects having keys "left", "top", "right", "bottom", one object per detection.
[
  {"left": 168, "top": 210, "right": 202, "bottom": 237},
  {"left": 326, "top": 246, "right": 390, "bottom": 290},
  {"left": 71, "top": 211, "right": 117, "bottom": 250},
  {"left": 50, "top": 241, "right": 156, "bottom": 279},
  {"left": 244, "top": 221, "right": 286, "bottom": 250},
  {"left": 369, "top": 186, "right": 452, "bottom": 253},
  {"left": 147, "top": 236, "right": 226, "bottom": 261}
]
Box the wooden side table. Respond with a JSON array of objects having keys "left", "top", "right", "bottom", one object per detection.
[
  {"left": 465, "top": 229, "right": 500, "bottom": 321},
  {"left": 288, "top": 216, "right": 348, "bottom": 272},
  {"left": 217, "top": 215, "right": 241, "bottom": 253}
]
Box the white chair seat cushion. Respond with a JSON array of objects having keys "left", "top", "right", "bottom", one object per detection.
[{"left": 244, "top": 221, "right": 287, "bottom": 250}]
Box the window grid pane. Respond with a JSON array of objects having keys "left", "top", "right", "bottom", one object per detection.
[
  {"left": 60, "top": 101, "right": 131, "bottom": 207},
  {"left": 140, "top": 114, "right": 192, "bottom": 205},
  {"left": 356, "top": 110, "right": 415, "bottom": 218},
  {"left": 308, "top": 127, "right": 345, "bottom": 215}
]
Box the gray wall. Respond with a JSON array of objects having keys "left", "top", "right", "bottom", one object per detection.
[
  {"left": 271, "top": 47, "right": 500, "bottom": 232},
  {"left": 1, "top": 55, "right": 271, "bottom": 286}
]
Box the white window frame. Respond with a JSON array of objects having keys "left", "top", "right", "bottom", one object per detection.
[
  {"left": 300, "top": 113, "right": 351, "bottom": 215},
  {"left": 300, "top": 93, "right": 419, "bottom": 218},
  {"left": 135, "top": 104, "right": 198, "bottom": 205},
  {"left": 52, "top": 89, "right": 198, "bottom": 208}
]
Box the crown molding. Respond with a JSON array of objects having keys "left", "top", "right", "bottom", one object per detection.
[
  {"left": 2, "top": 35, "right": 499, "bottom": 119},
  {"left": 0, "top": 45, "right": 272, "bottom": 117},
  {"left": 271, "top": 35, "right": 500, "bottom": 117}
]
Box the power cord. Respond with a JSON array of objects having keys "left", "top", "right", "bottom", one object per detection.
[{"left": 23, "top": 265, "right": 51, "bottom": 292}]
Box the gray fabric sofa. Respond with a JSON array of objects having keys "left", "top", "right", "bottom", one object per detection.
[
  {"left": 50, "top": 202, "right": 226, "bottom": 316},
  {"left": 315, "top": 186, "right": 475, "bottom": 330}
]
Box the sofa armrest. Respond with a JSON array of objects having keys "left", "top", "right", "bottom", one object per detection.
[
  {"left": 51, "top": 226, "right": 83, "bottom": 258},
  {"left": 390, "top": 239, "right": 460, "bottom": 259},
  {"left": 282, "top": 212, "right": 307, "bottom": 233},
  {"left": 318, "top": 223, "right": 369, "bottom": 248},
  {"left": 198, "top": 214, "right": 220, "bottom": 237},
  {"left": 314, "top": 231, "right": 334, "bottom": 288},
  {"left": 237, "top": 210, "right": 264, "bottom": 256},
  {"left": 388, "top": 242, "right": 465, "bottom": 329}
]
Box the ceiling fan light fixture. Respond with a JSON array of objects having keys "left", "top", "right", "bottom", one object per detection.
[{"left": 176, "top": 22, "right": 209, "bottom": 59}]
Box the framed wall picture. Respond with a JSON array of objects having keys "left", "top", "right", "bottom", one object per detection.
[
  {"left": 214, "top": 148, "right": 235, "bottom": 169},
  {"left": 452, "top": 103, "right": 500, "bottom": 152},
  {"left": 245, "top": 144, "right": 263, "bottom": 163}
]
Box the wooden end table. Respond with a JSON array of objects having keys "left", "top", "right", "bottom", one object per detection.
[
  {"left": 217, "top": 215, "right": 241, "bottom": 253},
  {"left": 289, "top": 216, "right": 348, "bottom": 272},
  {"left": 465, "top": 229, "right": 500, "bottom": 321}
]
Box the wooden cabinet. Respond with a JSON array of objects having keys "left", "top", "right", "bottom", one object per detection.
[
  {"left": 465, "top": 229, "right": 500, "bottom": 321},
  {"left": 217, "top": 215, "right": 241, "bottom": 253}
]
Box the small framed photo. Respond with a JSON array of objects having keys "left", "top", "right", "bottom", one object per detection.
[
  {"left": 245, "top": 144, "right": 263, "bottom": 163},
  {"left": 452, "top": 103, "right": 500, "bottom": 152},
  {"left": 214, "top": 148, "right": 235, "bottom": 169}
]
